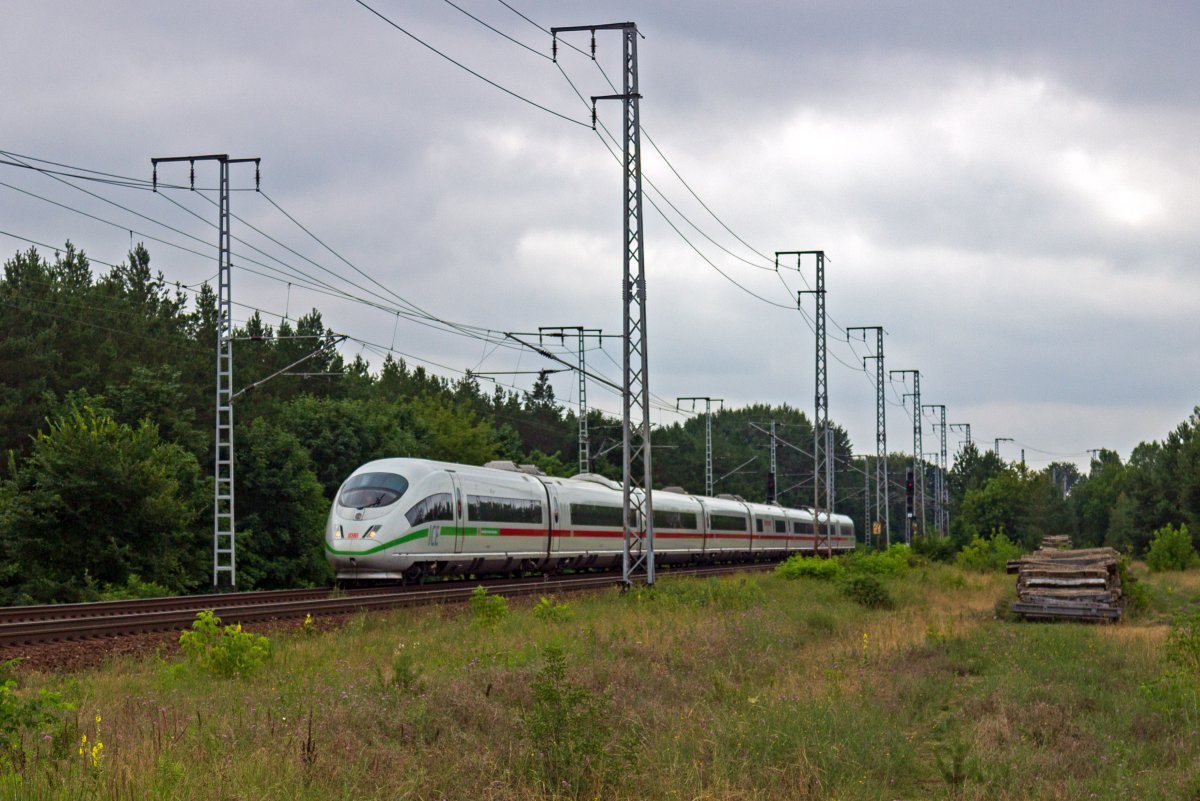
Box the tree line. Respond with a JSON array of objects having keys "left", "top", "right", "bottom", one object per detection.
[{"left": 0, "top": 244, "right": 1195, "bottom": 603}]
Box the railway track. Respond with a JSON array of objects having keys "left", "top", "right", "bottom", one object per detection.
[{"left": 0, "top": 563, "right": 772, "bottom": 647}]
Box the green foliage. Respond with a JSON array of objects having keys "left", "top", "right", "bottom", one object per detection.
[
  {"left": 954, "top": 532, "right": 1022, "bottom": 573},
  {"left": 98, "top": 574, "right": 172, "bottom": 601},
  {"left": 1140, "top": 610, "right": 1200, "bottom": 725},
  {"left": 1068, "top": 449, "right": 1126, "bottom": 548},
  {"left": 178, "top": 611, "right": 271, "bottom": 678},
  {"left": 1165, "top": 610, "right": 1200, "bottom": 677},
  {"left": 776, "top": 555, "right": 844, "bottom": 581},
  {"left": 1116, "top": 559, "right": 1149, "bottom": 615},
  {"left": 649, "top": 575, "right": 766, "bottom": 609},
  {"left": 841, "top": 573, "right": 894, "bottom": 609},
  {"left": 524, "top": 642, "right": 606, "bottom": 795},
  {"left": 532, "top": 596, "right": 574, "bottom": 623},
  {"left": 0, "top": 659, "right": 74, "bottom": 769},
  {"left": 469, "top": 586, "right": 508, "bottom": 629},
  {"left": 392, "top": 648, "right": 421, "bottom": 693},
  {"left": 0, "top": 404, "right": 206, "bottom": 603},
  {"left": 1145, "top": 523, "right": 1199, "bottom": 572},
  {"left": 272, "top": 395, "right": 419, "bottom": 498},
  {"left": 843, "top": 544, "right": 912, "bottom": 576},
  {"left": 912, "top": 535, "right": 956, "bottom": 562},
  {"left": 234, "top": 419, "right": 332, "bottom": 589},
  {"left": 409, "top": 396, "right": 500, "bottom": 465}
]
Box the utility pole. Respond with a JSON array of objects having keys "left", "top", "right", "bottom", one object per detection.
[
  {"left": 153, "top": 153, "right": 259, "bottom": 589},
  {"left": 677, "top": 396, "right": 723, "bottom": 497},
  {"left": 950, "top": 422, "right": 971, "bottom": 449},
  {"left": 535, "top": 326, "right": 607, "bottom": 474},
  {"left": 553, "top": 22, "right": 655, "bottom": 586},
  {"left": 923, "top": 404, "right": 948, "bottom": 537},
  {"left": 769, "top": 420, "right": 778, "bottom": 503},
  {"left": 890, "top": 369, "right": 923, "bottom": 542},
  {"left": 853, "top": 455, "right": 871, "bottom": 545},
  {"left": 995, "top": 437, "right": 1013, "bottom": 457},
  {"left": 848, "top": 325, "right": 887, "bottom": 547},
  {"left": 779, "top": 250, "right": 832, "bottom": 557}
]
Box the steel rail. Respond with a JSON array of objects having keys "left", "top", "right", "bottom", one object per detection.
[{"left": 0, "top": 563, "right": 774, "bottom": 647}]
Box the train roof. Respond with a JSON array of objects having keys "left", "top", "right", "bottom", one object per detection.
[{"left": 345, "top": 458, "right": 854, "bottom": 525}]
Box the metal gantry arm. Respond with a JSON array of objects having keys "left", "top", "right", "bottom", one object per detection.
[{"left": 950, "top": 423, "right": 971, "bottom": 449}]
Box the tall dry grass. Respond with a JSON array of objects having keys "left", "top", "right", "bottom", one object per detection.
[{"left": 0, "top": 561, "right": 1195, "bottom": 800}]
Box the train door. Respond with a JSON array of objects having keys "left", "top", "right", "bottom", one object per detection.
[
  {"left": 541, "top": 480, "right": 560, "bottom": 556},
  {"left": 447, "top": 471, "right": 465, "bottom": 554}
]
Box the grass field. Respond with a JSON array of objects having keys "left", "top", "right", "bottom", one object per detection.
[{"left": 2, "top": 557, "right": 1199, "bottom": 800}]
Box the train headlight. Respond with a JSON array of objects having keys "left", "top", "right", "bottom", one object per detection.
[
  {"left": 364, "top": 525, "right": 381, "bottom": 539},
  {"left": 334, "top": 525, "right": 344, "bottom": 539}
]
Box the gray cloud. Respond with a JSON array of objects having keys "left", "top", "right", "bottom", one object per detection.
[{"left": 2, "top": 0, "right": 1197, "bottom": 471}]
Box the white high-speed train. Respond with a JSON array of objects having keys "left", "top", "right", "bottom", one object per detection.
[{"left": 325, "top": 458, "right": 856, "bottom": 583}]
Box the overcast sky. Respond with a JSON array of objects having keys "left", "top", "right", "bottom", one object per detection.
[{"left": 3, "top": 1, "right": 1198, "bottom": 473}]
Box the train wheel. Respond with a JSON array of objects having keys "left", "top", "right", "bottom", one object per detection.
[{"left": 403, "top": 564, "right": 427, "bottom": 585}]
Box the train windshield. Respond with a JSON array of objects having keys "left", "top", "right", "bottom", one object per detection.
[{"left": 339, "top": 472, "right": 409, "bottom": 509}]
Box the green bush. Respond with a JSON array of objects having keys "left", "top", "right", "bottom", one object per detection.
[
  {"left": 776, "top": 555, "right": 844, "bottom": 581},
  {"left": 532, "top": 596, "right": 574, "bottom": 623},
  {"left": 469, "top": 586, "right": 509, "bottom": 629},
  {"left": 1140, "top": 610, "right": 1200, "bottom": 724},
  {"left": 912, "top": 535, "right": 956, "bottom": 562},
  {"left": 178, "top": 611, "right": 271, "bottom": 678},
  {"left": 1116, "top": 558, "right": 1149, "bottom": 615},
  {"left": 0, "top": 659, "right": 74, "bottom": 768},
  {"left": 954, "top": 532, "right": 1021, "bottom": 572},
  {"left": 524, "top": 642, "right": 606, "bottom": 794},
  {"left": 99, "top": 573, "right": 172, "bottom": 600},
  {"left": 842, "top": 574, "right": 894, "bottom": 609},
  {"left": 1145, "top": 523, "right": 1199, "bottom": 572},
  {"left": 843, "top": 544, "right": 911, "bottom": 577},
  {"left": 392, "top": 649, "right": 421, "bottom": 693}
]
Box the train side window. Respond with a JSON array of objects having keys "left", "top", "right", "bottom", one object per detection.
[
  {"left": 755, "top": 518, "right": 764, "bottom": 533},
  {"left": 710, "top": 513, "right": 748, "bottom": 532},
  {"left": 573, "top": 503, "right": 624, "bottom": 527},
  {"left": 775, "top": 519, "right": 787, "bottom": 534},
  {"left": 468, "top": 495, "right": 544, "bottom": 524},
  {"left": 405, "top": 493, "right": 454, "bottom": 527}
]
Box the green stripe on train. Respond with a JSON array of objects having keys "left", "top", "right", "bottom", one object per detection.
[{"left": 325, "top": 526, "right": 489, "bottom": 555}]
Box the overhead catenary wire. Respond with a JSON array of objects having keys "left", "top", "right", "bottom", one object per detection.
[
  {"left": 2, "top": 160, "right": 648, "bottom": 417},
  {"left": 352, "top": 0, "right": 589, "bottom": 128}
]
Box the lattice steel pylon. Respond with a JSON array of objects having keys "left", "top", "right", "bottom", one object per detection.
[
  {"left": 553, "top": 22, "right": 655, "bottom": 585},
  {"left": 924, "top": 404, "right": 948, "bottom": 537},
  {"left": 677, "top": 397, "right": 723, "bottom": 497},
  {"left": 769, "top": 421, "right": 778, "bottom": 503},
  {"left": 890, "top": 369, "right": 923, "bottom": 543},
  {"left": 537, "top": 326, "right": 603, "bottom": 475},
  {"left": 849, "top": 326, "right": 887, "bottom": 547},
  {"left": 781, "top": 250, "right": 831, "bottom": 556},
  {"left": 152, "top": 153, "right": 259, "bottom": 588}
]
